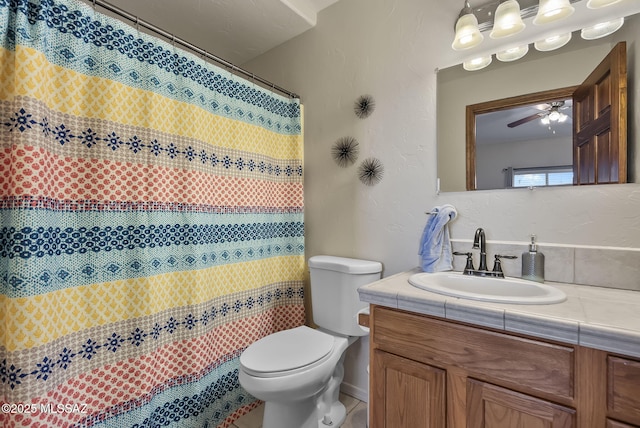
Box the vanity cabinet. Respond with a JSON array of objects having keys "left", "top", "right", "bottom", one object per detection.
[
  {"left": 372, "top": 350, "right": 446, "bottom": 426},
  {"left": 366, "top": 305, "right": 640, "bottom": 428}
]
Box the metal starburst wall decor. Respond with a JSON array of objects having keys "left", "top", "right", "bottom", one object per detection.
[
  {"left": 358, "top": 157, "right": 384, "bottom": 186},
  {"left": 331, "top": 136, "right": 360, "bottom": 167},
  {"left": 354, "top": 94, "right": 375, "bottom": 119}
]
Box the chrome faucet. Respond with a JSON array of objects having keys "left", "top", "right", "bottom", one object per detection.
[{"left": 473, "top": 228, "right": 488, "bottom": 272}]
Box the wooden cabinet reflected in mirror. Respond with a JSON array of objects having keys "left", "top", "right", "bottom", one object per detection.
[{"left": 465, "top": 42, "right": 627, "bottom": 191}]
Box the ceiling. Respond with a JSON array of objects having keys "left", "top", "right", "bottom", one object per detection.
[
  {"left": 476, "top": 100, "right": 573, "bottom": 146},
  {"left": 88, "top": 0, "right": 340, "bottom": 65}
]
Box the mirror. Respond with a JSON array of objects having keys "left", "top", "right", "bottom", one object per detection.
[
  {"left": 437, "top": 13, "right": 639, "bottom": 192},
  {"left": 468, "top": 87, "right": 576, "bottom": 190}
]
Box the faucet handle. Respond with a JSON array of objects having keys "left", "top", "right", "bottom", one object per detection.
[
  {"left": 492, "top": 254, "right": 518, "bottom": 277},
  {"left": 453, "top": 251, "right": 475, "bottom": 275}
]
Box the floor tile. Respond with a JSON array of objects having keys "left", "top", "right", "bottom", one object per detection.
[
  {"left": 231, "top": 395, "right": 366, "bottom": 428},
  {"left": 233, "top": 402, "right": 264, "bottom": 428},
  {"left": 340, "top": 392, "right": 360, "bottom": 414},
  {"left": 343, "top": 401, "right": 368, "bottom": 428}
]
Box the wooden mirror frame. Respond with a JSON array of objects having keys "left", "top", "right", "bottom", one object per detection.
[{"left": 465, "top": 86, "right": 579, "bottom": 191}]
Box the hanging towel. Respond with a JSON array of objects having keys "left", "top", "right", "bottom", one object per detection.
[{"left": 418, "top": 204, "right": 458, "bottom": 272}]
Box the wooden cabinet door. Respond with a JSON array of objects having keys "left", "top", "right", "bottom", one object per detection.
[
  {"left": 467, "top": 379, "right": 575, "bottom": 428},
  {"left": 572, "top": 41, "right": 627, "bottom": 185},
  {"left": 608, "top": 356, "right": 640, "bottom": 426},
  {"left": 607, "top": 419, "right": 640, "bottom": 428},
  {"left": 371, "top": 350, "right": 445, "bottom": 428}
]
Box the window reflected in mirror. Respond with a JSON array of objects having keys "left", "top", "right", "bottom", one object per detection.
[{"left": 510, "top": 166, "right": 574, "bottom": 188}]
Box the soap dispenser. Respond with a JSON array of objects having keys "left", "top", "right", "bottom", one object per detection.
[{"left": 522, "top": 235, "right": 545, "bottom": 283}]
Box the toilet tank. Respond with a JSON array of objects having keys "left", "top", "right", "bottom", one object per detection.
[{"left": 308, "top": 255, "right": 382, "bottom": 337}]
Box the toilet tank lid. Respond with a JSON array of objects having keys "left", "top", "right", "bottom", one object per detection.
[{"left": 308, "top": 255, "right": 382, "bottom": 274}]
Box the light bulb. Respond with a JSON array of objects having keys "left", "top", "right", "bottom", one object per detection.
[
  {"left": 533, "top": 0, "right": 575, "bottom": 25},
  {"left": 496, "top": 45, "right": 529, "bottom": 62},
  {"left": 581, "top": 18, "right": 624, "bottom": 40},
  {"left": 534, "top": 32, "right": 572, "bottom": 51},
  {"left": 463, "top": 55, "right": 493, "bottom": 71},
  {"left": 452, "top": 13, "right": 484, "bottom": 50},
  {"left": 587, "top": 0, "right": 623, "bottom": 8},
  {"left": 490, "top": 0, "right": 526, "bottom": 39}
]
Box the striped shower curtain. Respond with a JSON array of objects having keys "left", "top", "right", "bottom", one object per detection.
[{"left": 0, "top": 0, "right": 305, "bottom": 426}]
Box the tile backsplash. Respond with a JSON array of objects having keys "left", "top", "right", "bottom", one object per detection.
[{"left": 451, "top": 240, "right": 640, "bottom": 292}]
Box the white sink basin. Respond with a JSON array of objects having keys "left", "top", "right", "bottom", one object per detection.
[{"left": 408, "top": 271, "right": 566, "bottom": 305}]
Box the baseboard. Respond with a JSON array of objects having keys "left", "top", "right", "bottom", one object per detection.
[{"left": 340, "top": 382, "right": 368, "bottom": 403}]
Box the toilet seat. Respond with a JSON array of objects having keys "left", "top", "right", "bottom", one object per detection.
[{"left": 240, "top": 326, "right": 335, "bottom": 378}]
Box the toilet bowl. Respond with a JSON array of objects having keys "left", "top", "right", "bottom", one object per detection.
[
  {"left": 238, "top": 255, "right": 383, "bottom": 428},
  {"left": 239, "top": 326, "right": 355, "bottom": 428}
]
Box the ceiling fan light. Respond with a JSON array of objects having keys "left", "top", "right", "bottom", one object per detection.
[
  {"left": 452, "top": 13, "right": 484, "bottom": 50},
  {"left": 587, "top": 0, "right": 623, "bottom": 9},
  {"left": 534, "top": 32, "right": 572, "bottom": 51},
  {"left": 533, "top": 0, "right": 575, "bottom": 25},
  {"left": 548, "top": 110, "right": 561, "bottom": 121},
  {"left": 490, "top": 0, "right": 526, "bottom": 39},
  {"left": 581, "top": 17, "right": 624, "bottom": 40},
  {"left": 496, "top": 45, "right": 529, "bottom": 62},
  {"left": 540, "top": 116, "right": 550, "bottom": 125},
  {"left": 558, "top": 113, "right": 568, "bottom": 122},
  {"left": 463, "top": 55, "right": 492, "bottom": 71}
]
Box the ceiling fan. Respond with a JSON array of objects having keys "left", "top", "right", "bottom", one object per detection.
[{"left": 507, "top": 101, "right": 570, "bottom": 128}]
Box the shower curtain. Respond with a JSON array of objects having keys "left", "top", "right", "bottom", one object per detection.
[{"left": 0, "top": 0, "right": 305, "bottom": 426}]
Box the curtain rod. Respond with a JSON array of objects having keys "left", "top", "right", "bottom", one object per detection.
[{"left": 90, "top": 0, "right": 300, "bottom": 99}]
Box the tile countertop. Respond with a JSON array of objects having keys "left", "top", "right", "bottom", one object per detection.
[{"left": 358, "top": 268, "right": 640, "bottom": 359}]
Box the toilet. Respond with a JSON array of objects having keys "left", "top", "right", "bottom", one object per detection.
[{"left": 239, "top": 255, "right": 382, "bottom": 428}]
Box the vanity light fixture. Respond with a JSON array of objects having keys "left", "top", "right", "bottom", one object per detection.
[
  {"left": 533, "top": 0, "right": 575, "bottom": 25},
  {"left": 454, "top": 0, "right": 631, "bottom": 71},
  {"left": 463, "top": 55, "right": 493, "bottom": 70},
  {"left": 496, "top": 44, "right": 529, "bottom": 61},
  {"left": 534, "top": 32, "right": 572, "bottom": 51},
  {"left": 452, "top": 0, "right": 484, "bottom": 50},
  {"left": 586, "top": 0, "right": 623, "bottom": 8},
  {"left": 490, "top": 0, "right": 526, "bottom": 38},
  {"left": 581, "top": 17, "right": 625, "bottom": 40}
]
